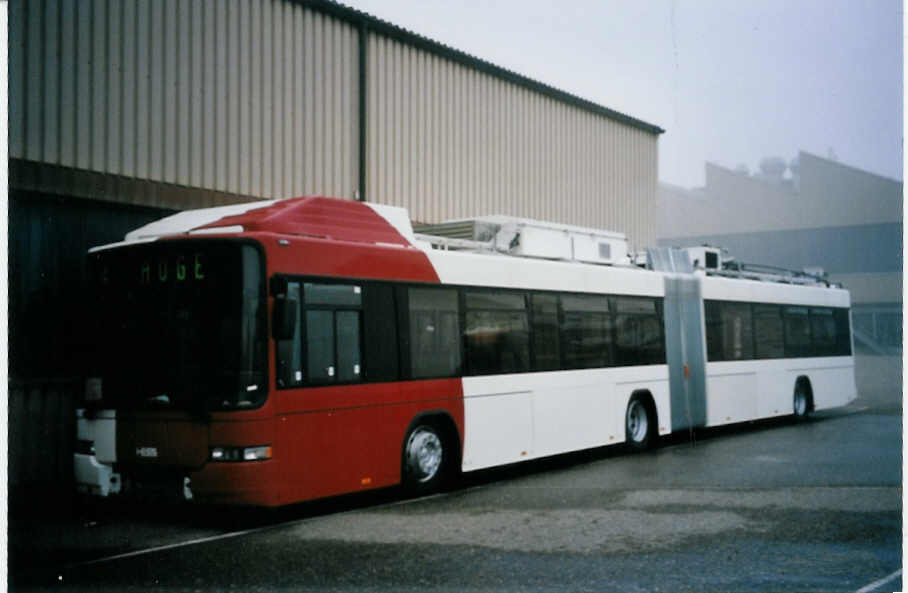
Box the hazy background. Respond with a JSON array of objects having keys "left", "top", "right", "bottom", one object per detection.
[{"left": 343, "top": 0, "right": 903, "bottom": 187}]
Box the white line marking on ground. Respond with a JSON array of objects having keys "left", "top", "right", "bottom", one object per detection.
[
  {"left": 854, "top": 568, "right": 902, "bottom": 593},
  {"left": 63, "top": 526, "right": 273, "bottom": 569},
  {"left": 62, "top": 487, "right": 483, "bottom": 571}
]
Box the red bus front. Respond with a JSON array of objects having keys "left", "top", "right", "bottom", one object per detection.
[
  {"left": 82, "top": 238, "right": 283, "bottom": 505},
  {"left": 82, "top": 222, "right": 464, "bottom": 507}
]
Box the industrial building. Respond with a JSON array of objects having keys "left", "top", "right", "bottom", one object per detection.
[
  {"left": 658, "top": 151, "right": 902, "bottom": 399},
  {"left": 9, "top": 0, "right": 663, "bottom": 493}
]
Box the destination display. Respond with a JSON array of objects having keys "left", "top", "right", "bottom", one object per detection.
[{"left": 87, "top": 241, "right": 266, "bottom": 411}]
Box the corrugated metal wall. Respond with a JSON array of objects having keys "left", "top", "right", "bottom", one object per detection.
[
  {"left": 10, "top": 0, "right": 360, "bottom": 205},
  {"left": 9, "top": 379, "right": 78, "bottom": 489},
  {"left": 10, "top": 0, "right": 658, "bottom": 242},
  {"left": 367, "top": 35, "right": 658, "bottom": 246},
  {"left": 9, "top": 193, "right": 174, "bottom": 378}
]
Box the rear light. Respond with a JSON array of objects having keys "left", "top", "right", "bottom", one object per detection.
[{"left": 209, "top": 445, "right": 272, "bottom": 462}]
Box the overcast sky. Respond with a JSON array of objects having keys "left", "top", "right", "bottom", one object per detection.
[{"left": 344, "top": 0, "right": 903, "bottom": 188}]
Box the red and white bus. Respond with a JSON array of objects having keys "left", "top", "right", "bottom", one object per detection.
[{"left": 74, "top": 197, "right": 856, "bottom": 506}]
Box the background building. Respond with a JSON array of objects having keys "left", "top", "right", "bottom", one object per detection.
[
  {"left": 8, "top": 0, "right": 662, "bottom": 495},
  {"left": 658, "top": 150, "right": 902, "bottom": 401}
]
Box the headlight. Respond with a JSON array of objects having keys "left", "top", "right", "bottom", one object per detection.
[
  {"left": 209, "top": 445, "right": 272, "bottom": 462},
  {"left": 242, "top": 446, "right": 272, "bottom": 461}
]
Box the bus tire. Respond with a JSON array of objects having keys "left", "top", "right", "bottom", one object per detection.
[
  {"left": 402, "top": 422, "right": 448, "bottom": 493},
  {"left": 793, "top": 378, "right": 813, "bottom": 420},
  {"left": 625, "top": 392, "right": 656, "bottom": 452}
]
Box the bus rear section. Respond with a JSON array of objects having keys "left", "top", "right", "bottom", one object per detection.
[{"left": 698, "top": 276, "right": 856, "bottom": 428}]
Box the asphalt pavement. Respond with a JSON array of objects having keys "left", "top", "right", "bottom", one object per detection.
[{"left": 9, "top": 393, "right": 902, "bottom": 593}]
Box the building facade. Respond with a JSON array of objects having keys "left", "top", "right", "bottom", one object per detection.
[
  {"left": 10, "top": 0, "right": 661, "bottom": 234},
  {"left": 658, "top": 151, "right": 902, "bottom": 401},
  {"left": 8, "top": 0, "right": 662, "bottom": 491}
]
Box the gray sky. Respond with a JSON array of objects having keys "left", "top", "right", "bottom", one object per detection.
[{"left": 344, "top": 0, "right": 903, "bottom": 188}]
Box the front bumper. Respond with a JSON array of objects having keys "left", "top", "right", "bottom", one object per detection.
[
  {"left": 188, "top": 458, "right": 279, "bottom": 506},
  {"left": 73, "top": 454, "right": 279, "bottom": 506}
]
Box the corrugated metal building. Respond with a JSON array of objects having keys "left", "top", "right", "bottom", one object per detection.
[
  {"left": 10, "top": 0, "right": 661, "bottom": 232},
  {"left": 8, "top": 0, "right": 662, "bottom": 493}
]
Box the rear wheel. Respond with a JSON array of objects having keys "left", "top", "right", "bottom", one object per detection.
[
  {"left": 793, "top": 380, "right": 811, "bottom": 420},
  {"left": 403, "top": 424, "right": 447, "bottom": 493},
  {"left": 625, "top": 396, "right": 655, "bottom": 451}
]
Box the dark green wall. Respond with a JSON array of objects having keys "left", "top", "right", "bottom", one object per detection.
[{"left": 9, "top": 192, "right": 175, "bottom": 379}]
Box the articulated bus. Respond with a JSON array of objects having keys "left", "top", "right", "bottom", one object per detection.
[{"left": 74, "top": 197, "right": 856, "bottom": 506}]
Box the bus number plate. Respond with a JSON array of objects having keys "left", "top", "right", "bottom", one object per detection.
[{"left": 136, "top": 447, "right": 159, "bottom": 458}]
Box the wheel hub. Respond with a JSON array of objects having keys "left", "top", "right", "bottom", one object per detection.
[
  {"left": 407, "top": 428, "right": 442, "bottom": 483},
  {"left": 627, "top": 401, "right": 648, "bottom": 442},
  {"left": 795, "top": 389, "right": 808, "bottom": 416}
]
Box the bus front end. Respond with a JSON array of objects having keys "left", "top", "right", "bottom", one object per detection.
[{"left": 77, "top": 238, "right": 277, "bottom": 506}]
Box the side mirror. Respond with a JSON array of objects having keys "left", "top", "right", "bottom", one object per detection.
[{"left": 273, "top": 295, "right": 298, "bottom": 340}]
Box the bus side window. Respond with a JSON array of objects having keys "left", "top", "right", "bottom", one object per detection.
[
  {"left": 306, "top": 310, "right": 336, "bottom": 381},
  {"left": 722, "top": 302, "right": 753, "bottom": 360},
  {"left": 530, "top": 293, "right": 560, "bottom": 371},
  {"left": 613, "top": 296, "right": 665, "bottom": 366},
  {"left": 783, "top": 306, "right": 811, "bottom": 358},
  {"left": 753, "top": 304, "right": 784, "bottom": 359},
  {"left": 809, "top": 307, "right": 836, "bottom": 356},
  {"left": 561, "top": 294, "right": 611, "bottom": 369},
  {"left": 335, "top": 311, "right": 361, "bottom": 382},
  {"left": 704, "top": 300, "right": 724, "bottom": 361},
  {"left": 304, "top": 282, "right": 363, "bottom": 384},
  {"left": 834, "top": 308, "right": 852, "bottom": 356},
  {"left": 464, "top": 291, "right": 530, "bottom": 375},
  {"left": 363, "top": 283, "right": 399, "bottom": 382},
  {"left": 276, "top": 281, "right": 303, "bottom": 387},
  {"left": 705, "top": 300, "right": 754, "bottom": 361},
  {"left": 407, "top": 287, "right": 461, "bottom": 379}
]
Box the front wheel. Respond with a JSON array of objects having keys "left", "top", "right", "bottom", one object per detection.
[
  {"left": 625, "top": 396, "right": 655, "bottom": 451},
  {"left": 403, "top": 424, "right": 447, "bottom": 493}
]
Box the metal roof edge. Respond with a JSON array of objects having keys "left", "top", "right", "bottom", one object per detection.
[
  {"left": 798, "top": 150, "right": 904, "bottom": 185},
  {"left": 298, "top": 0, "right": 666, "bottom": 136}
]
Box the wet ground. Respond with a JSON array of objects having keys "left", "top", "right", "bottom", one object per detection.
[{"left": 9, "top": 395, "right": 902, "bottom": 592}]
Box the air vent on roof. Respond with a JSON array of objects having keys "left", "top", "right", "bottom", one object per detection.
[
  {"left": 683, "top": 246, "right": 722, "bottom": 271},
  {"left": 598, "top": 242, "right": 611, "bottom": 260},
  {"left": 414, "top": 216, "right": 629, "bottom": 265}
]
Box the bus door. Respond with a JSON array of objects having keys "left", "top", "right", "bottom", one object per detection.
[{"left": 662, "top": 270, "right": 708, "bottom": 432}]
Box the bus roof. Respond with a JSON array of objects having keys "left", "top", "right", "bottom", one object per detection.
[{"left": 91, "top": 197, "right": 420, "bottom": 252}]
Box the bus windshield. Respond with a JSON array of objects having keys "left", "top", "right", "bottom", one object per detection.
[{"left": 86, "top": 240, "right": 267, "bottom": 411}]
